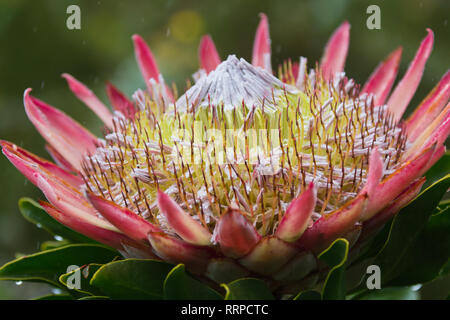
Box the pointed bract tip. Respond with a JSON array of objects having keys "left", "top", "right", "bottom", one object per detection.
[
  {"left": 105, "top": 82, "right": 136, "bottom": 118},
  {"left": 252, "top": 12, "right": 271, "bottom": 71},
  {"left": 61, "top": 73, "right": 92, "bottom": 97},
  {"left": 199, "top": 34, "right": 221, "bottom": 73},
  {"left": 157, "top": 190, "right": 211, "bottom": 246},
  {"left": 62, "top": 73, "right": 113, "bottom": 127},
  {"left": 258, "top": 12, "right": 268, "bottom": 22},
  {"left": 367, "top": 46, "right": 403, "bottom": 79},
  {"left": 320, "top": 21, "right": 351, "bottom": 80},
  {"left": 0, "top": 139, "right": 9, "bottom": 149},
  {"left": 23, "top": 88, "right": 34, "bottom": 111},
  {"left": 387, "top": 27, "right": 434, "bottom": 122},
  {"left": 276, "top": 182, "right": 316, "bottom": 242},
  {"left": 365, "top": 147, "right": 384, "bottom": 198},
  {"left": 132, "top": 34, "right": 147, "bottom": 50},
  {"left": 339, "top": 20, "right": 351, "bottom": 30},
  {"left": 393, "top": 46, "right": 403, "bottom": 56},
  {"left": 24, "top": 87, "right": 32, "bottom": 97},
  {"left": 87, "top": 191, "right": 160, "bottom": 241},
  {"left": 405, "top": 69, "right": 450, "bottom": 141},
  {"left": 132, "top": 33, "right": 160, "bottom": 84},
  {"left": 336, "top": 20, "right": 351, "bottom": 34}
]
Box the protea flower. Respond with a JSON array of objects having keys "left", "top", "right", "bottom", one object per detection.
[{"left": 2, "top": 14, "right": 449, "bottom": 294}]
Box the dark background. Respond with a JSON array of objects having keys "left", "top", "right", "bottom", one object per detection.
[{"left": 0, "top": 0, "right": 448, "bottom": 299}]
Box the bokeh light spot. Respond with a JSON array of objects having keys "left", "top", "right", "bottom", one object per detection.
[{"left": 169, "top": 10, "right": 204, "bottom": 44}]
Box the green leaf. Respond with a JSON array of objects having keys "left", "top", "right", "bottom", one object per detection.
[
  {"left": 357, "top": 287, "right": 419, "bottom": 300},
  {"left": 90, "top": 259, "right": 174, "bottom": 299},
  {"left": 19, "top": 198, "right": 95, "bottom": 244},
  {"left": 372, "top": 175, "right": 450, "bottom": 285},
  {"left": 356, "top": 175, "right": 450, "bottom": 265},
  {"left": 59, "top": 264, "right": 103, "bottom": 296},
  {"left": 163, "top": 264, "right": 223, "bottom": 300},
  {"left": 440, "top": 260, "right": 450, "bottom": 278},
  {"left": 350, "top": 218, "right": 392, "bottom": 265},
  {"left": 435, "top": 198, "right": 450, "bottom": 214},
  {"left": 40, "top": 240, "right": 71, "bottom": 251},
  {"left": 318, "top": 238, "right": 349, "bottom": 300},
  {"left": 0, "top": 244, "right": 118, "bottom": 288},
  {"left": 78, "top": 296, "right": 110, "bottom": 300},
  {"left": 222, "top": 278, "right": 274, "bottom": 300},
  {"left": 34, "top": 294, "right": 74, "bottom": 300},
  {"left": 293, "top": 290, "right": 321, "bottom": 300},
  {"left": 387, "top": 205, "right": 450, "bottom": 285}
]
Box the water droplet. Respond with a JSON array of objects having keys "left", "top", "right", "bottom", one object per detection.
[
  {"left": 36, "top": 223, "right": 42, "bottom": 229},
  {"left": 52, "top": 288, "right": 62, "bottom": 295},
  {"left": 54, "top": 235, "right": 63, "bottom": 241},
  {"left": 15, "top": 281, "right": 23, "bottom": 286},
  {"left": 411, "top": 284, "right": 422, "bottom": 291}
]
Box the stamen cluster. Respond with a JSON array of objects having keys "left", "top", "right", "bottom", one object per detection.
[{"left": 81, "top": 56, "right": 406, "bottom": 236}]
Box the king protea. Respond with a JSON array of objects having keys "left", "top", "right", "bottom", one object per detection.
[{"left": 2, "top": 14, "right": 449, "bottom": 292}]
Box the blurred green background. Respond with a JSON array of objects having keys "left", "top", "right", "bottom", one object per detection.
[{"left": 0, "top": 0, "right": 448, "bottom": 299}]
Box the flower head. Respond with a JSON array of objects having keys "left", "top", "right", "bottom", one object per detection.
[{"left": 2, "top": 14, "right": 449, "bottom": 289}]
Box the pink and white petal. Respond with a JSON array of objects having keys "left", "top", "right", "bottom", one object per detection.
[
  {"left": 361, "top": 47, "right": 402, "bottom": 106},
  {"left": 118, "top": 240, "right": 159, "bottom": 260},
  {"left": 423, "top": 113, "right": 450, "bottom": 151},
  {"left": 40, "top": 201, "right": 128, "bottom": 249},
  {"left": 1, "top": 141, "right": 82, "bottom": 188},
  {"left": 157, "top": 190, "right": 211, "bottom": 246},
  {"left": 87, "top": 193, "right": 160, "bottom": 242},
  {"left": 132, "top": 34, "right": 174, "bottom": 101},
  {"left": 360, "top": 177, "right": 426, "bottom": 241},
  {"left": 148, "top": 232, "right": 214, "bottom": 274},
  {"left": 405, "top": 70, "right": 450, "bottom": 141},
  {"left": 45, "top": 144, "right": 77, "bottom": 173},
  {"left": 320, "top": 21, "right": 350, "bottom": 81},
  {"left": 252, "top": 13, "right": 272, "bottom": 72},
  {"left": 295, "top": 57, "right": 307, "bottom": 89},
  {"left": 387, "top": 29, "right": 434, "bottom": 122},
  {"left": 361, "top": 147, "right": 384, "bottom": 197},
  {"left": 215, "top": 208, "right": 261, "bottom": 258},
  {"left": 132, "top": 34, "right": 160, "bottom": 89},
  {"left": 106, "top": 82, "right": 136, "bottom": 119},
  {"left": 404, "top": 103, "right": 450, "bottom": 160},
  {"left": 275, "top": 182, "right": 316, "bottom": 242},
  {"left": 23, "top": 89, "right": 98, "bottom": 171},
  {"left": 34, "top": 172, "right": 120, "bottom": 234},
  {"left": 296, "top": 192, "right": 368, "bottom": 253},
  {"left": 363, "top": 145, "right": 435, "bottom": 220},
  {"left": 199, "top": 35, "right": 221, "bottom": 73},
  {"left": 62, "top": 73, "right": 113, "bottom": 128},
  {"left": 239, "top": 236, "right": 298, "bottom": 276}
]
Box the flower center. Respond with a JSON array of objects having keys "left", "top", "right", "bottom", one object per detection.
[{"left": 81, "top": 56, "right": 407, "bottom": 236}]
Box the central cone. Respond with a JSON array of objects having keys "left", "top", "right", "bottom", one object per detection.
[{"left": 176, "top": 55, "right": 297, "bottom": 112}]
